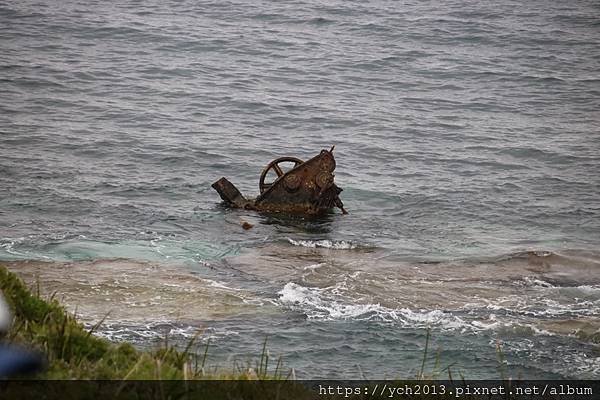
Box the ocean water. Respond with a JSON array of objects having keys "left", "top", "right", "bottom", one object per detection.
[{"left": 1, "top": 0, "right": 600, "bottom": 379}]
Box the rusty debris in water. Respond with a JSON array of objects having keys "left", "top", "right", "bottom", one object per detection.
[
  {"left": 212, "top": 147, "right": 347, "bottom": 216},
  {"left": 241, "top": 221, "right": 254, "bottom": 230}
]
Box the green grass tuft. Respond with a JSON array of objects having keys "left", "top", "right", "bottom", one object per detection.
[{"left": 0, "top": 265, "right": 284, "bottom": 380}]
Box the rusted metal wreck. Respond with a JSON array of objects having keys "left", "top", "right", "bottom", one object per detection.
[{"left": 212, "top": 147, "right": 347, "bottom": 215}]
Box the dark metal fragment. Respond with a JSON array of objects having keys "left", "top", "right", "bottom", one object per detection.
[
  {"left": 211, "top": 148, "right": 346, "bottom": 216},
  {"left": 211, "top": 177, "right": 250, "bottom": 209}
]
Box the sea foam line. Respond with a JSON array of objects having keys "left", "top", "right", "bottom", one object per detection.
[
  {"left": 276, "top": 282, "right": 585, "bottom": 336},
  {"left": 277, "top": 282, "right": 471, "bottom": 330},
  {"left": 287, "top": 238, "right": 358, "bottom": 250}
]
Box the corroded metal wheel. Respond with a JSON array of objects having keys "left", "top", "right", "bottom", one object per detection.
[{"left": 259, "top": 156, "right": 303, "bottom": 194}]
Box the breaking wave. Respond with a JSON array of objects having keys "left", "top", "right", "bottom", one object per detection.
[
  {"left": 277, "top": 281, "right": 600, "bottom": 337},
  {"left": 278, "top": 282, "right": 484, "bottom": 332},
  {"left": 91, "top": 321, "right": 239, "bottom": 344},
  {"left": 287, "top": 238, "right": 359, "bottom": 250}
]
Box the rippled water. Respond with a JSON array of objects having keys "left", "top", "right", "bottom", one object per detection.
[{"left": 1, "top": 0, "right": 600, "bottom": 379}]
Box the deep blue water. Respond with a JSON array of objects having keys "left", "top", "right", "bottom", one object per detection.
[{"left": 1, "top": 0, "right": 600, "bottom": 379}]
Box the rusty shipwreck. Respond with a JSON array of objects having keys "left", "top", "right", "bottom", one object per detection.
[{"left": 212, "top": 147, "right": 347, "bottom": 215}]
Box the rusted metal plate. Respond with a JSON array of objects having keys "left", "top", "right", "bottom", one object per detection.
[
  {"left": 211, "top": 147, "right": 347, "bottom": 215},
  {"left": 211, "top": 177, "right": 251, "bottom": 209}
]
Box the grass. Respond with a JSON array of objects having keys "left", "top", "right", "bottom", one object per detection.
[{"left": 0, "top": 265, "right": 283, "bottom": 380}]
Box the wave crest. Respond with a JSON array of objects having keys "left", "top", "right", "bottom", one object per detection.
[{"left": 287, "top": 238, "right": 358, "bottom": 250}]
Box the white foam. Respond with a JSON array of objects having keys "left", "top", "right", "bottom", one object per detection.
[
  {"left": 278, "top": 282, "right": 376, "bottom": 319},
  {"left": 467, "top": 292, "right": 600, "bottom": 319},
  {"left": 303, "top": 263, "right": 326, "bottom": 272},
  {"left": 556, "top": 353, "right": 600, "bottom": 378},
  {"left": 522, "top": 277, "right": 555, "bottom": 288},
  {"left": 395, "top": 308, "right": 470, "bottom": 331},
  {"left": 277, "top": 282, "right": 589, "bottom": 337},
  {"left": 574, "top": 285, "right": 600, "bottom": 295},
  {"left": 204, "top": 278, "right": 241, "bottom": 291},
  {"left": 0, "top": 237, "right": 27, "bottom": 257},
  {"left": 89, "top": 321, "right": 239, "bottom": 343},
  {"left": 277, "top": 282, "right": 473, "bottom": 330},
  {"left": 287, "top": 238, "right": 357, "bottom": 250}
]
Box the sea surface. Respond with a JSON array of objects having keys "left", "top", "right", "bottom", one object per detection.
[{"left": 1, "top": 0, "right": 600, "bottom": 379}]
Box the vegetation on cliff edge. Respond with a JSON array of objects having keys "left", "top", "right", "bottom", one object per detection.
[{"left": 0, "top": 265, "right": 284, "bottom": 380}]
